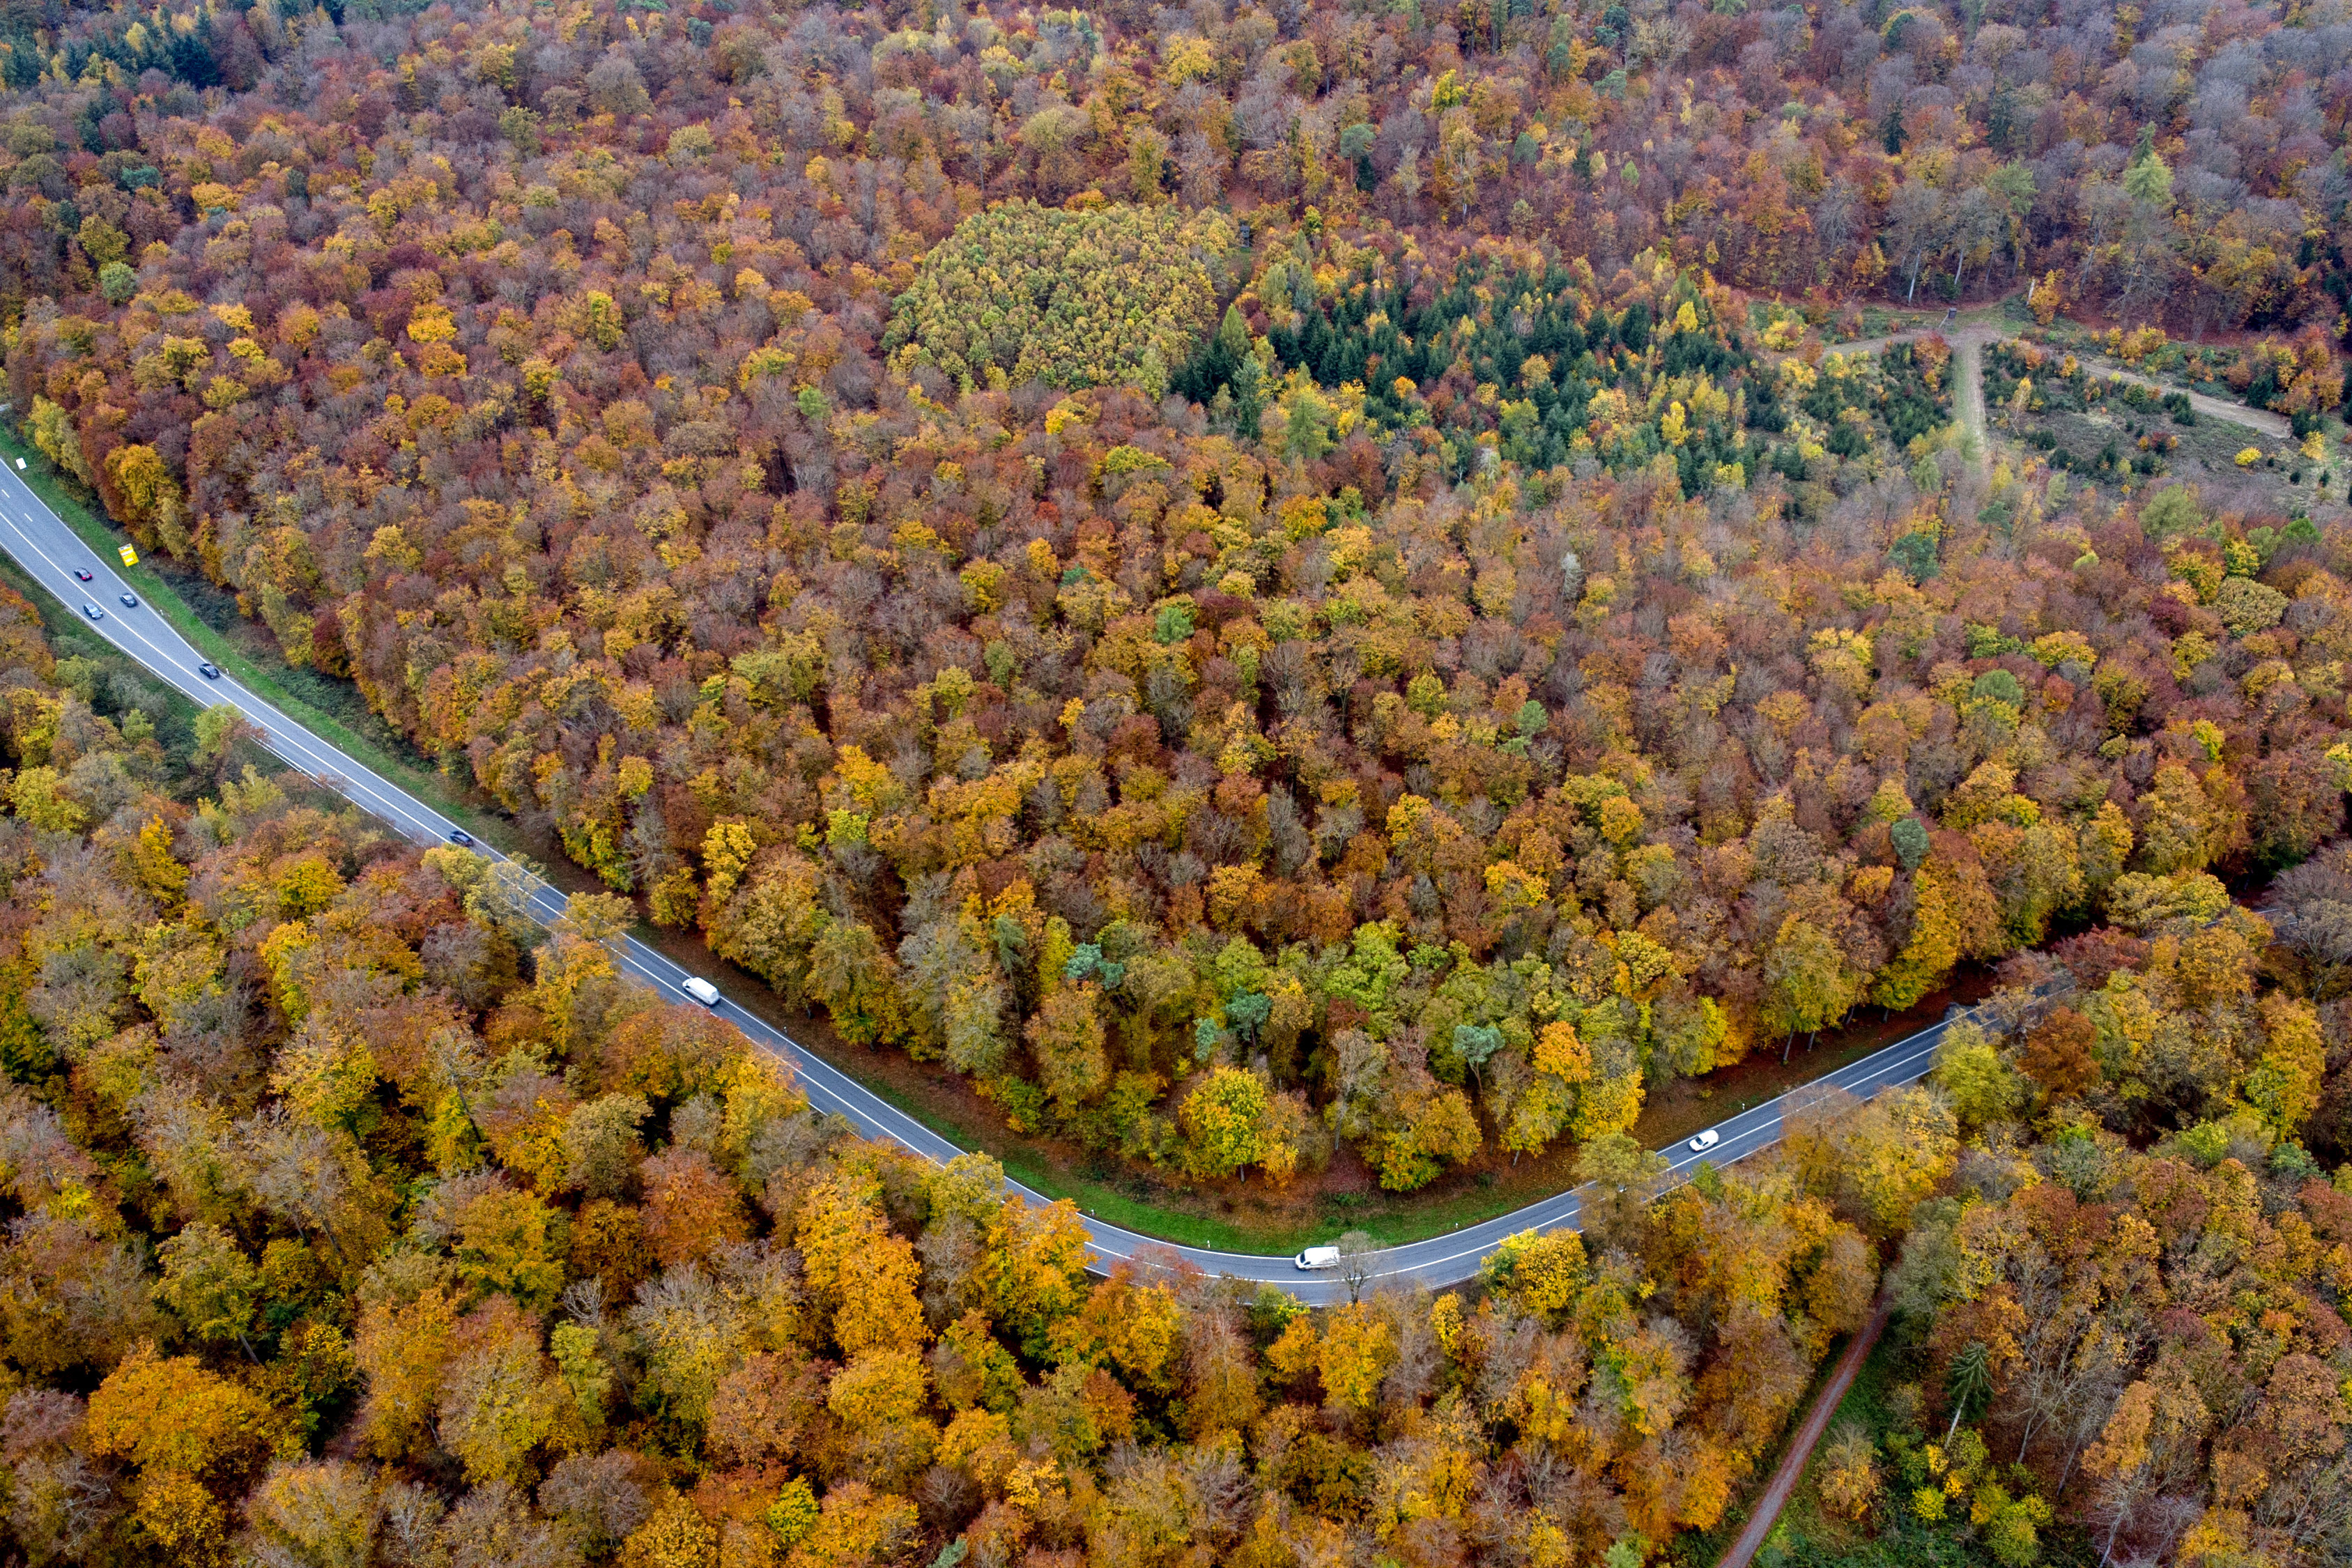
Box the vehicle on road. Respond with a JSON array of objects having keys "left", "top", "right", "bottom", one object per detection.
[
  {"left": 71, "top": 569, "right": 90, "bottom": 582},
  {"left": 0, "top": 416, "right": 1981, "bottom": 1301},
  {"left": 118, "top": 592, "right": 137, "bottom": 608},
  {"left": 1689, "top": 1129, "right": 1721, "bottom": 1153},
  {"left": 447, "top": 829, "right": 474, "bottom": 847}
]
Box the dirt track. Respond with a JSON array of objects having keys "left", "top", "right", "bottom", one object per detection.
[
  {"left": 1824, "top": 310, "right": 2003, "bottom": 487},
  {"left": 1713, "top": 1292, "right": 1894, "bottom": 1568},
  {"left": 1832, "top": 305, "right": 2291, "bottom": 463},
  {"left": 2068, "top": 358, "right": 2291, "bottom": 440}
]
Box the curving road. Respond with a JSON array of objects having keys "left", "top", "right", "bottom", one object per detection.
[{"left": 0, "top": 459, "right": 1964, "bottom": 1304}]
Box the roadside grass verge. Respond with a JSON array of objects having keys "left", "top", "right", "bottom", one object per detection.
[
  {"left": 0, "top": 534, "right": 309, "bottom": 800},
  {"left": 0, "top": 429, "right": 1969, "bottom": 1258},
  {"left": 0, "top": 423, "right": 516, "bottom": 850},
  {"left": 0, "top": 537, "right": 199, "bottom": 732}
]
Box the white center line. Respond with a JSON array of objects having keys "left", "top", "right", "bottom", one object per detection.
[{"left": 0, "top": 472, "right": 1971, "bottom": 1296}]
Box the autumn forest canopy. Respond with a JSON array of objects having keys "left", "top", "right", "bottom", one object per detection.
[{"left": 0, "top": 0, "right": 2351, "bottom": 1558}]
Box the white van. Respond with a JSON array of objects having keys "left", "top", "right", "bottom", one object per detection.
[
  {"left": 1295, "top": 1245, "right": 1341, "bottom": 1270},
  {"left": 682, "top": 976, "right": 721, "bottom": 1006}
]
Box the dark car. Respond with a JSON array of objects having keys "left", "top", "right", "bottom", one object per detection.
[
  {"left": 197, "top": 663, "right": 220, "bottom": 679},
  {"left": 118, "top": 592, "right": 137, "bottom": 608},
  {"left": 71, "top": 569, "right": 91, "bottom": 582},
  {"left": 80, "top": 604, "right": 102, "bottom": 621},
  {"left": 448, "top": 829, "right": 475, "bottom": 847}
]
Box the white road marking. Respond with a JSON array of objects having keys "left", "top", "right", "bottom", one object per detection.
[{"left": 0, "top": 472, "right": 1970, "bottom": 1297}]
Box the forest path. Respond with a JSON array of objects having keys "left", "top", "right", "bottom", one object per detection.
[
  {"left": 1714, "top": 1292, "right": 1896, "bottom": 1568},
  {"left": 1953, "top": 331, "right": 1990, "bottom": 486},
  {"left": 1819, "top": 305, "right": 2005, "bottom": 491},
  {"left": 1826, "top": 294, "right": 2015, "bottom": 362},
  {"left": 1832, "top": 302, "right": 2291, "bottom": 463},
  {"left": 2070, "top": 358, "right": 2291, "bottom": 440}
]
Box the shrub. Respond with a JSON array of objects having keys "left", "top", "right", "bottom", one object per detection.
[
  {"left": 1817, "top": 1422, "right": 1883, "bottom": 1521},
  {"left": 2215, "top": 576, "right": 2289, "bottom": 636}
]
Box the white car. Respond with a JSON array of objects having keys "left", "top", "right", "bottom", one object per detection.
[
  {"left": 1688, "top": 1129, "right": 1721, "bottom": 1153},
  {"left": 1295, "top": 1245, "right": 1341, "bottom": 1270},
  {"left": 682, "top": 976, "right": 721, "bottom": 1006}
]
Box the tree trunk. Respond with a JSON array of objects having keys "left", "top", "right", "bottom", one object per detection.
[
  {"left": 2100, "top": 1496, "right": 2135, "bottom": 1567},
  {"left": 2057, "top": 1427, "right": 2091, "bottom": 1497}
]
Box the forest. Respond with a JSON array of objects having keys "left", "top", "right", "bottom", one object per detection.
[
  {"left": 5, "top": 0, "right": 2352, "bottom": 1192},
  {"left": 0, "top": 0, "right": 2349, "bottom": 1557},
  {"left": 0, "top": 566, "right": 2341, "bottom": 1566},
  {"left": 0, "top": 571, "right": 1881, "bottom": 1567}
]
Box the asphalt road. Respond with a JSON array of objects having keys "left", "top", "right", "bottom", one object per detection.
[{"left": 0, "top": 461, "right": 1960, "bottom": 1304}]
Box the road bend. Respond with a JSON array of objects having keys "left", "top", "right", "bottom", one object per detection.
[{"left": 0, "top": 463, "right": 1959, "bottom": 1305}]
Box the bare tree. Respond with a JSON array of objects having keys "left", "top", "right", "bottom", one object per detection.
[
  {"left": 1886, "top": 182, "right": 1949, "bottom": 303},
  {"left": 1336, "top": 1230, "right": 1378, "bottom": 1305}
]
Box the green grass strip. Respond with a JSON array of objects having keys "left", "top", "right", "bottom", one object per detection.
[
  {"left": 830, "top": 1068, "right": 1536, "bottom": 1254},
  {"left": 0, "top": 538, "right": 198, "bottom": 720},
  {"left": 0, "top": 430, "right": 1873, "bottom": 1261},
  {"left": 0, "top": 427, "right": 1345, "bottom": 1250},
  {"left": 0, "top": 425, "right": 521, "bottom": 853}
]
